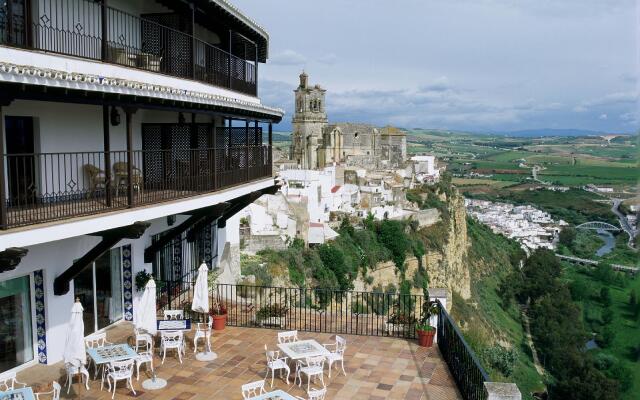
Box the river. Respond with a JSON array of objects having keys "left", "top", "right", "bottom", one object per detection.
[{"left": 595, "top": 229, "right": 615, "bottom": 257}]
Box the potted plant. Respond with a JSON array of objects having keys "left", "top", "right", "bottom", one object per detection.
[
  {"left": 210, "top": 301, "right": 228, "bottom": 330},
  {"left": 135, "top": 270, "right": 153, "bottom": 292},
  {"left": 255, "top": 304, "right": 288, "bottom": 327},
  {"left": 416, "top": 298, "right": 439, "bottom": 347}
]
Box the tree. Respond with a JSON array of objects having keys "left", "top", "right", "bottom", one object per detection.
[
  {"left": 318, "top": 244, "right": 351, "bottom": 291},
  {"left": 559, "top": 227, "right": 577, "bottom": 247},
  {"left": 377, "top": 220, "right": 410, "bottom": 273},
  {"left": 600, "top": 287, "right": 611, "bottom": 307},
  {"left": 630, "top": 290, "right": 637, "bottom": 310},
  {"left": 601, "top": 307, "right": 613, "bottom": 325}
]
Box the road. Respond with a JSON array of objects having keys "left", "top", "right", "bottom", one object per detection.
[{"left": 611, "top": 199, "right": 637, "bottom": 249}]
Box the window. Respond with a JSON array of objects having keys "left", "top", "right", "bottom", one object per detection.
[
  {"left": 74, "top": 248, "right": 123, "bottom": 335},
  {"left": 0, "top": 275, "right": 33, "bottom": 372}
]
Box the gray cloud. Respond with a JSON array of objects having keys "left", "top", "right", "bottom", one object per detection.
[{"left": 240, "top": 0, "right": 636, "bottom": 132}]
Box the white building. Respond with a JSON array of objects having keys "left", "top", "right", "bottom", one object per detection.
[
  {"left": 0, "top": 0, "right": 283, "bottom": 374},
  {"left": 411, "top": 155, "right": 440, "bottom": 182}
]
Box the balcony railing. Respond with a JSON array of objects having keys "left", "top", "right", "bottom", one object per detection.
[
  {"left": 1, "top": 0, "right": 257, "bottom": 96},
  {"left": 1, "top": 145, "right": 272, "bottom": 229}
]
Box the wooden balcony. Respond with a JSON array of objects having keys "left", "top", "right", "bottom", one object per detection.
[{"left": 0, "top": 145, "right": 272, "bottom": 230}]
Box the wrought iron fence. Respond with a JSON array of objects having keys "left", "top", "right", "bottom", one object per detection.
[
  {"left": 437, "top": 300, "right": 489, "bottom": 400},
  {"left": 158, "top": 282, "right": 426, "bottom": 339},
  {"left": 1, "top": 145, "right": 272, "bottom": 228},
  {"left": 1, "top": 0, "right": 257, "bottom": 96}
]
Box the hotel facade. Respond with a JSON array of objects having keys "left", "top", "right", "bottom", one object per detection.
[{"left": 0, "top": 0, "right": 282, "bottom": 373}]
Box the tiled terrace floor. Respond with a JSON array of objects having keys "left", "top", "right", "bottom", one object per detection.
[{"left": 18, "top": 322, "right": 461, "bottom": 400}]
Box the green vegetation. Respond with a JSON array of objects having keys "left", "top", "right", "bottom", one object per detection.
[
  {"left": 500, "top": 250, "right": 623, "bottom": 400},
  {"left": 452, "top": 218, "right": 543, "bottom": 398},
  {"left": 562, "top": 264, "right": 640, "bottom": 399}
]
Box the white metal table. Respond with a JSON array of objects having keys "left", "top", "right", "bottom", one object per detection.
[
  {"left": 250, "top": 389, "right": 298, "bottom": 400},
  {"left": 277, "top": 339, "right": 330, "bottom": 361},
  {"left": 0, "top": 387, "right": 35, "bottom": 400}
]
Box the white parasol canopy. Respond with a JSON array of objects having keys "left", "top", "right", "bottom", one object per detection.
[
  {"left": 136, "top": 278, "right": 157, "bottom": 335},
  {"left": 191, "top": 262, "right": 210, "bottom": 314},
  {"left": 63, "top": 299, "right": 86, "bottom": 366}
]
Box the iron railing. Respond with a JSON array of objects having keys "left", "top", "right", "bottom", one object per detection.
[
  {"left": 437, "top": 299, "right": 489, "bottom": 400},
  {"left": 158, "top": 282, "right": 426, "bottom": 339},
  {"left": 1, "top": 145, "right": 272, "bottom": 228},
  {"left": 1, "top": 0, "right": 257, "bottom": 96}
]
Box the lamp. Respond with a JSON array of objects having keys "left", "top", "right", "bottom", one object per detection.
[
  {"left": 110, "top": 106, "right": 121, "bottom": 126},
  {"left": 178, "top": 112, "right": 186, "bottom": 124}
]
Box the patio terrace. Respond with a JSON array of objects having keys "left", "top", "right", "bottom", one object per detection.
[{"left": 17, "top": 322, "right": 462, "bottom": 400}]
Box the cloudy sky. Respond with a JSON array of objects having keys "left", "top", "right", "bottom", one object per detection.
[{"left": 235, "top": 0, "right": 637, "bottom": 133}]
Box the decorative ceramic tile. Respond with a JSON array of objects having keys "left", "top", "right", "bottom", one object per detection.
[
  {"left": 122, "top": 244, "right": 133, "bottom": 321},
  {"left": 33, "top": 269, "right": 47, "bottom": 364}
]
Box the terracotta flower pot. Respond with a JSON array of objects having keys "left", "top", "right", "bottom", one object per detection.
[
  {"left": 417, "top": 329, "right": 436, "bottom": 347},
  {"left": 212, "top": 314, "right": 227, "bottom": 330}
]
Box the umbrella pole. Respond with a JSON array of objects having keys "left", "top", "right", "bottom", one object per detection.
[{"left": 196, "top": 311, "right": 218, "bottom": 361}]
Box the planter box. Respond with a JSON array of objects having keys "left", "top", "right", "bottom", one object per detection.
[
  {"left": 386, "top": 322, "right": 416, "bottom": 334},
  {"left": 257, "top": 316, "right": 286, "bottom": 328}
]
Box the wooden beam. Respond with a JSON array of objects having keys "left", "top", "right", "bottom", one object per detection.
[
  {"left": 186, "top": 203, "right": 230, "bottom": 242},
  {"left": 54, "top": 221, "right": 150, "bottom": 295},
  {"left": 217, "top": 185, "right": 278, "bottom": 228},
  {"left": 0, "top": 247, "right": 28, "bottom": 273}
]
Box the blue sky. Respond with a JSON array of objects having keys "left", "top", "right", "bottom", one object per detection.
[{"left": 235, "top": 0, "right": 637, "bottom": 133}]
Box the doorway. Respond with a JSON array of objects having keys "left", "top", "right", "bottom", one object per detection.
[
  {"left": 5, "top": 116, "right": 35, "bottom": 206},
  {"left": 0, "top": 0, "right": 27, "bottom": 46},
  {"left": 73, "top": 248, "right": 123, "bottom": 336}
]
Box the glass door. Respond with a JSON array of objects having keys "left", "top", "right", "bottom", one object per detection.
[
  {"left": 74, "top": 248, "right": 123, "bottom": 335},
  {"left": 0, "top": 276, "right": 33, "bottom": 373}
]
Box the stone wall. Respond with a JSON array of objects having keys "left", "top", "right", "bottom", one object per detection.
[{"left": 242, "top": 234, "right": 287, "bottom": 254}]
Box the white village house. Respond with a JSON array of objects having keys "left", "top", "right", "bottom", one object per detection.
[{"left": 0, "top": 0, "right": 283, "bottom": 374}]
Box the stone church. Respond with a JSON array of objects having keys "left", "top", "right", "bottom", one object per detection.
[{"left": 290, "top": 72, "right": 406, "bottom": 169}]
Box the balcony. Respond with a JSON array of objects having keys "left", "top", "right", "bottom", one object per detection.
[
  {"left": 0, "top": 0, "right": 259, "bottom": 96},
  {"left": 0, "top": 132, "right": 272, "bottom": 230}
]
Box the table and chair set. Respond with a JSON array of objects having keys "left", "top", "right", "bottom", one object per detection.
[{"left": 241, "top": 329, "right": 347, "bottom": 400}]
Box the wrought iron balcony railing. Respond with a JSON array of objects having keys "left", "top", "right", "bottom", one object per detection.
[
  {"left": 0, "top": 145, "right": 272, "bottom": 229},
  {"left": 0, "top": 0, "right": 257, "bottom": 96}
]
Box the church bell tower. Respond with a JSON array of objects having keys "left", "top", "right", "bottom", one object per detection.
[{"left": 290, "top": 71, "right": 328, "bottom": 169}]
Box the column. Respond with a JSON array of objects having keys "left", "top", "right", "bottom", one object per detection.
[
  {"left": 245, "top": 120, "right": 250, "bottom": 181},
  {"left": 125, "top": 108, "right": 134, "bottom": 207},
  {"left": 0, "top": 105, "right": 6, "bottom": 229},
  {"left": 103, "top": 105, "right": 112, "bottom": 207},
  {"left": 484, "top": 382, "right": 522, "bottom": 400}
]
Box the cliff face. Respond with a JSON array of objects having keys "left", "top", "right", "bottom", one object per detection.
[{"left": 424, "top": 193, "right": 472, "bottom": 299}]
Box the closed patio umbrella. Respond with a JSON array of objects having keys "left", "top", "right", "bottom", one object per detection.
[
  {"left": 64, "top": 299, "right": 86, "bottom": 366},
  {"left": 136, "top": 278, "right": 157, "bottom": 335},
  {"left": 191, "top": 263, "right": 210, "bottom": 314}
]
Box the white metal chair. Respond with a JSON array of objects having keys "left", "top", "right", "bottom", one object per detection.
[
  {"left": 193, "top": 316, "right": 213, "bottom": 353},
  {"left": 295, "top": 356, "right": 325, "bottom": 392},
  {"left": 85, "top": 332, "right": 112, "bottom": 379},
  {"left": 0, "top": 371, "right": 27, "bottom": 391},
  {"left": 323, "top": 335, "right": 347, "bottom": 378},
  {"left": 160, "top": 331, "right": 184, "bottom": 364},
  {"left": 104, "top": 359, "right": 136, "bottom": 399},
  {"left": 134, "top": 333, "right": 154, "bottom": 381},
  {"left": 295, "top": 387, "right": 328, "bottom": 400},
  {"left": 264, "top": 344, "right": 290, "bottom": 387},
  {"left": 241, "top": 380, "right": 266, "bottom": 399},
  {"left": 163, "top": 309, "right": 184, "bottom": 320},
  {"left": 64, "top": 361, "right": 90, "bottom": 394},
  {"left": 35, "top": 381, "right": 62, "bottom": 400},
  {"left": 277, "top": 330, "right": 299, "bottom": 344}
]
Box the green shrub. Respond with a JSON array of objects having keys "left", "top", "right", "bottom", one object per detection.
[{"left": 481, "top": 345, "right": 518, "bottom": 377}]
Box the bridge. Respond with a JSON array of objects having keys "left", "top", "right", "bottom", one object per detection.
[
  {"left": 575, "top": 222, "right": 621, "bottom": 232},
  {"left": 556, "top": 254, "right": 638, "bottom": 275}
]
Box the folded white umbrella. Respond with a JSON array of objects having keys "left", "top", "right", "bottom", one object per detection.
[
  {"left": 191, "top": 263, "right": 210, "bottom": 314},
  {"left": 64, "top": 299, "right": 86, "bottom": 366},
  {"left": 136, "top": 278, "right": 157, "bottom": 335}
]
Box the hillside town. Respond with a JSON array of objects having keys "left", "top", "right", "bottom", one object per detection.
[{"left": 465, "top": 199, "right": 568, "bottom": 253}]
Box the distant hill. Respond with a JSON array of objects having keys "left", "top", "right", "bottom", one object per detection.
[
  {"left": 273, "top": 132, "right": 291, "bottom": 142},
  {"left": 502, "top": 128, "right": 606, "bottom": 137}
]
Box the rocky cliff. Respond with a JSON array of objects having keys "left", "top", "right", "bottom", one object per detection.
[{"left": 424, "top": 192, "right": 472, "bottom": 299}]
